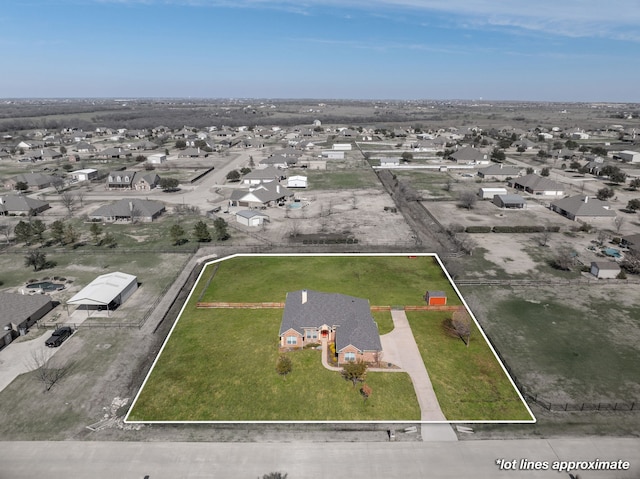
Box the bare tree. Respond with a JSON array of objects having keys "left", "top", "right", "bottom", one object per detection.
[
  {"left": 613, "top": 216, "right": 626, "bottom": 234},
  {"left": 288, "top": 219, "right": 300, "bottom": 238},
  {"left": 25, "top": 348, "right": 71, "bottom": 392},
  {"left": 76, "top": 190, "right": 85, "bottom": 207},
  {"left": 537, "top": 229, "right": 551, "bottom": 247},
  {"left": 0, "top": 223, "right": 11, "bottom": 243},
  {"left": 60, "top": 192, "right": 76, "bottom": 216},
  {"left": 596, "top": 229, "right": 608, "bottom": 246},
  {"left": 458, "top": 191, "right": 477, "bottom": 210},
  {"left": 451, "top": 310, "right": 472, "bottom": 347},
  {"left": 552, "top": 245, "right": 576, "bottom": 271}
]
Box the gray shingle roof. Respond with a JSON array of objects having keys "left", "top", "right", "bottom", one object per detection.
[
  {"left": 0, "top": 292, "right": 52, "bottom": 325},
  {"left": 0, "top": 194, "right": 49, "bottom": 214},
  {"left": 280, "top": 290, "right": 381, "bottom": 353},
  {"left": 90, "top": 198, "right": 165, "bottom": 220},
  {"left": 551, "top": 195, "right": 616, "bottom": 218}
]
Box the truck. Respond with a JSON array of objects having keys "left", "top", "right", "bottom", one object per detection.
[{"left": 45, "top": 326, "right": 73, "bottom": 347}]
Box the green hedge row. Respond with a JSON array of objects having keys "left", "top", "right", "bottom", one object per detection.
[{"left": 466, "top": 225, "right": 561, "bottom": 233}]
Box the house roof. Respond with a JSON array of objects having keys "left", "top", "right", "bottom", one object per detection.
[
  {"left": 511, "top": 174, "right": 564, "bottom": 192},
  {"left": 0, "top": 292, "right": 52, "bottom": 325},
  {"left": 67, "top": 272, "right": 137, "bottom": 306},
  {"left": 495, "top": 194, "right": 526, "bottom": 205},
  {"left": 243, "top": 166, "right": 281, "bottom": 180},
  {"left": 551, "top": 195, "right": 616, "bottom": 218},
  {"left": 478, "top": 164, "right": 523, "bottom": 177},
  {"left": 236, "top": 210, "right": 269, "bottom": 219},
  {"left": 591, "top": 261, "right": 620, "bottom": 271},
  {"left": 10, "top": 173, "right": 57, "bottom": 187},
  {"left": 0, "top": 194, "right": 49, "bottom": 213},
  {"left": 280, "top": 290, "right": 382, "bottom": 353},
  {"left": 450, "top": 147, "right": 487, "bottom": 162},
  {"left": 107, "top": 171, "right": 136, "bottom": 185},
  {"left": 90, "top": 198, "right": 165, "bottom": 219}
]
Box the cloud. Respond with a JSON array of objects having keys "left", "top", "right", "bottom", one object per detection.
[{"left": 90, "top": 0, "right": 640, "bottom": 41}]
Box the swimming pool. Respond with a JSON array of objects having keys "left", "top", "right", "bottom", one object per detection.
[
  {"left": 26, "top": 281, "right": 65, "bottom": 291},
  {"left": 603, "top": 248, "right": 621, "bottom": 258}
]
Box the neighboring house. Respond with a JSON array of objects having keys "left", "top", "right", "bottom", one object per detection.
[
  {"left": 550, "top": 195, "right": 616, "bottom": 221},
  {"left": 106, "top": 170, "right": 136, "bottom": 189},
  {"left": 75, "top": 141, "right": 97, "bottom": 153},
  {"left": 279, "top": 290, "right": 382, "bottom": 366},
  {"left": 449, "top": 147, "right": 488, "bottom": 164},
  {"left": 235, "top": 210, "right": 269, "bottom": 227},
  {"left": 0, "top": 292, "right": 54, "bottom": 344},
  {"left": 590, "top": 261, "right": 621, "bottom": 279},
  {"left": 97, "top": 147, "right": 130, "bottom": 159},
  {"left": 0, "top": 195, "right": 50, "bottom": 216},
  {"left": 0, "top": 151, "right": 12, "bottom": 161},
  {"left": 509, "top": 174, "right": 564, "bottom": 196},
  {"left": 287, "top": 175, "right": 308, "bottom": 188},
  {"left": 477, "top": 164, "right": 524, "bottom": 180},
  {"left": 620, "top": 234, "right": 640, "bottom": 252},
  {"left": 70, "top": 169, "right": 98, "bottom": 182},
  {"left": 5, "top": 173, "right": 59, "bottom": 190},
  {"left": 89, "top": 198, "right": 165, "bottom": 222},
  {"left": 228, "top": 182, "right": 292, "bottom": 208},
  {"left": 30, "top": 148, "right": 63, "bottom": 161},
  {"left": 493, "top": 194, "right": 526, "bottom": 209},
  {"left": 332, "top": 143, "right": 352, "bottom": 151},
  {"left": 133, "top": 172, "right": 160, "bottom": 190},
  {"left": 178, "top": 147, "right": 208, "bottom": 158},
  {"left": 242, "top": 166, "right": 281, "bottom": 185},
  {"left": 259, "top": 154, "right": 295, "bottom": 169}
]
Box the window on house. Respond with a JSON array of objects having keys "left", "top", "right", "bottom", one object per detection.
[
  {"left": 305, "top": 330, "right": 318, "bottom": 340},
  {"left": 286, "top": 336, "right": 297, "bottom": 345},
  {"left": 344, "top": 352, "right": 356, "bottom": 362},
  {"left": 124, "top": 176, "right": 130, "bottom": 182}
]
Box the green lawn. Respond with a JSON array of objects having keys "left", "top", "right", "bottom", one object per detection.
[
  {"left": 304, "top": 170, "right": 380, "bottom": 190},
  {"left": 128, "top": 308, "right": 419, "bottom": 421},
  {"left": 198, "top": 255, "right": 460, "bottom": 306},
  {"left": 407, "top": 311, "right": 532, "bottom": 421}
]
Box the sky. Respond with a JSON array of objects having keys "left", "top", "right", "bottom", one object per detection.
[{"left": 1, "top": 0, "right": 639, "bottom": 101}]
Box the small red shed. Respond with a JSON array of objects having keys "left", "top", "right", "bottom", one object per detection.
[{"left": 425, "top": 291, "right": 447, "bottom": 306}]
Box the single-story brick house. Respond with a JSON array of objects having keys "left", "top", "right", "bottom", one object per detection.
[{"left": 279, "top": 290, "right": 382, "bottom": 366}]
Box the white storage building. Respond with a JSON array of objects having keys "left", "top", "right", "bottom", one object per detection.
[{"left": 67, "top": 272, "right": 138, "bottom": 314}]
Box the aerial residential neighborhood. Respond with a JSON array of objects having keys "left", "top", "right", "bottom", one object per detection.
[{"left": 1, "top": 99, "right": 638, "bottom": 444}]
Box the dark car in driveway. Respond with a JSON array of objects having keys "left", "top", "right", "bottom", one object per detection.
[{"left": 45, "top": 327, "right": 73, "bottom": 347}]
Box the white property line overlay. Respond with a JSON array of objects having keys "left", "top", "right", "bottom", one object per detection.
[{"left": 125, "top": 252, "right": 536, "bottom": 424}]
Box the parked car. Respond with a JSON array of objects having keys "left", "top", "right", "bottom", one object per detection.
[{"left": 45, "top": 326, "right": 73, "bottom": 348}]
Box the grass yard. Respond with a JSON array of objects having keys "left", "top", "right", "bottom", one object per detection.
[
  {"left": 197, "top": 255, "right": 460, "bottom": 306},
  {"left": 392, "top": 170, "right": 454, "bottom": 198},
  {"left": 407, "top": 311, "right": 533, "bottom": 421},
  {"left": 128, "top": 308, "right": 419, "bottom": 421}
]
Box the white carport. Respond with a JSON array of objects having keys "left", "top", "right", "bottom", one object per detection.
[{"left": 66, "top": 272, "right": 138, "bottom": 316}]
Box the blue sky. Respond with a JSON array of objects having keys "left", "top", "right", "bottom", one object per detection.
[{"left": 1, "top": 0, "right": 639, "bottom": 101}]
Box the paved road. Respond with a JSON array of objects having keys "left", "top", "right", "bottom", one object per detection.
[{"left": 2, "top": 438, "right": 638, "bottom": 478}]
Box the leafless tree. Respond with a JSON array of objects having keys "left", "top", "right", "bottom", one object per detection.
[
  {"left": 351, "top": 194, "right": 357, "bottom": 210},
  {"left": 537, "top": 229, "right": 551, "bottom": 247},
  {"left": 25, "top": 348, "right": 71, "bottom": 392},
  {"left": 458, "top": 190, "right": 477, "bottom": 210},
  {"left": 76, "top": 190, "right": 85, "bottom": 207},
  {"left": 596, "top": 229, "right": 608, "bottom": 246},
  {"left": 51, "top": 177, "right": 65, "bottom": 193},
  {"left": 613, "top": 216, "right": 626, "bottom": 234},
  {"left": 288, "top": 219, "right": 300, "bottom": 238},
  {"left": 451, "top": 310, "right": 472, "bottom": 347},
  {"left": 552, "top": 245, "right": 576, "bottom": 271},
  {"left": 60, "top": 192, "right": 76, "bottom": 216}
]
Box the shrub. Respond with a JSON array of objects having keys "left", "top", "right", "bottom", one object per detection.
[{"left": 465, "top": 226, "right": 492, "bottom": 233}]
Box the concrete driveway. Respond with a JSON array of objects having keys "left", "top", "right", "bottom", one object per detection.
[
  {"left": 0, "top": 330, "right": 64, "bottom": 392},
  {"left": 380, "top": 310, "right": 450, "bottom": 424}
]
